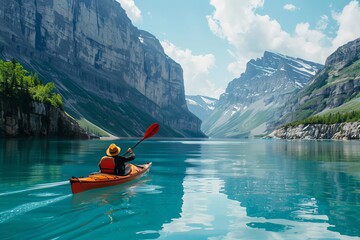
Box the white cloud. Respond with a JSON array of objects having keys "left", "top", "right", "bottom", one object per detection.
[
  {"left": 160, "top": 40, "right": 223, "bottom": 98},
  {"left": 207, "top": 0, "right": 360, "bottom": 77},
  {"left": 316, "top": 15, "right": 329, "bottom": 30},
  {"left": 283, "top": 4, "right": 298, "bottom": 11},
  {"left": 227, "top": 57, "right": 249, "bottom": 77},
  {"left": 332, "top": 0, "right": 360, "bottom": 49},
  {"left": 116, "top": 0, "right": 142, "bottom": 23}
]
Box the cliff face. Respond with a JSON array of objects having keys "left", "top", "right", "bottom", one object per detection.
[
  {"left": 0, "top": 99, "right": 88, "bottom": 138},
  {"left": 325, "top": 38, "right": 360, "bottom": 69},
  {"left": 0, "top": 0, "right": 203, "bottom": 137}
]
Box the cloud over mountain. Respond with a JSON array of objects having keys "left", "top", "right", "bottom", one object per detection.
[
  {"left": 206, "top": 0, "right": 360, "bottom": 77},
  {"left": 116, "top": 0, "right": 142, "bottom": 23},
  {"left": 332, "top": 0, "right": 360, "bottom": 48},
  {"left": 161, "top": 40, "right": 223, "bottom": 98}
]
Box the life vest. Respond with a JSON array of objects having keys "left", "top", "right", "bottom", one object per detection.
[{"left": 99, "top": 156, "right": 115, "bottom": 174}]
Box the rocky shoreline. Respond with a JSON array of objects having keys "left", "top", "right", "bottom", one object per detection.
[
  {"left": 269, "top": 122, "right": 360, "bottom": 140},
  {"left": 0, "top": 99, "right": 88, "bottom": 139}
]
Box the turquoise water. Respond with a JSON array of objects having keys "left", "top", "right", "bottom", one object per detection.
[{"left": 0, "top": 138, "right": 360, "bottom": 239}]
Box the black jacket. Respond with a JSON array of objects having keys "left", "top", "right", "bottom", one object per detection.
[{"left": 113, "top": 153, "right": 135, "bottom": 175}]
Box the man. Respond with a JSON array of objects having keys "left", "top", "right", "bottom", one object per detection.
[{"left": 99, "top": 143, "right": 135, "bottom": 175}]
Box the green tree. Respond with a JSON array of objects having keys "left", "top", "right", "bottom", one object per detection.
[
  {"left": 49, "top": 93, "right": 64, "bottom": 109},
  {"left": 0, "top": 60, "right": 12, "bottom": 96},
  {"left": 0, "top": 60, "right": 63, "bottom": 109},
  {"left": 29, "top": 82, "right": 55, "bottom": 103},
  {"left": 285, "top": 110, "right": 360, "bottom": 127}
]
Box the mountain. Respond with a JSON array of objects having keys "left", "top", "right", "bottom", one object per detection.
[
  {"left": 202, "top": 51, "right": 323, "bottom": 138},
  {"left": 0, "top": 0, "right": 205, "bottom": 138},
  {"left": 271, "top": 38, "right": 360, "bottom": 139},
  {"left": 279, "top": 38, "right": 360, "bottom": 123},
  {"left": 185, "top": 95, "right": 217, "bottom": 122}
]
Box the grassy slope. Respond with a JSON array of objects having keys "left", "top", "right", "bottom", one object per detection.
[
  {"left": 327, "top": 59, "right": 360, "bottom": 84},
  {"left": 312, "top": 59, "right": 360, "bottom": 94},
  {"left": 286, "top": 58, "right": 360, "bottom": 125},
  {"left": 77, "top": 118, "right": 110, "bottom": 137},
  {"left": 318, "top": 97, "right": 360, "bottom": 115}
]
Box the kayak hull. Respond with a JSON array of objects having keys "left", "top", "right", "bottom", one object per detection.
[{"left": 69, "top": 162, "right": 152, "bottom": 194}]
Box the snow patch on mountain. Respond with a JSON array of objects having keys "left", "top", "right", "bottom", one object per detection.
[
  {"left": 202, "top": 51, "right": 324, "bottom": 138},
  {"left": 201, "top": 96, "right": 216, "bottom": 105},
  {"left": 187, "top": 99, "right": 200, "bottom": 106},
  {"left": 186, "top": 95, "right": 218, "bottom": 122}
]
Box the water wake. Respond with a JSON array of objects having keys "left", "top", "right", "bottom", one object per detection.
[
  {"left": 0, "top": 194, "right": 71, "bottom": 223},
  {"left": 0, "top": 181, "right": 68, "bottom": 196}
]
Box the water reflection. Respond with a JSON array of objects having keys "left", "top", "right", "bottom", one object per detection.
[
  {"left": 160, "top": 139, "right": 360, "bottom": 239},
  {"left": 272, "top": 140, "right": 360, "bottom": 160},
  {"left": 223, "top": 140, "right": 360, "bottom": 237},
  {"left": 1, "top": 139, "right": 359, "bottom": 239},
  {"left": 0, "top": 139, "right": 86, "bottom": 185},
  {"left": 0, "top": 139, "right": 195, "bottom": 239}
]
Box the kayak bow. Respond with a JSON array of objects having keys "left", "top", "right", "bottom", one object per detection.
[{"left": 69, "top": 162, "right": 152, "bottom": 194}]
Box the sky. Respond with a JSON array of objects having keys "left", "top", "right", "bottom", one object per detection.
[{"left": 116, "top": 0, "right": 360, "bottom": 99}]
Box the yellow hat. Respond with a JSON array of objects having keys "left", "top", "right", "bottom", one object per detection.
[{"left": 106, "top": 143, "right": 121, "bottom": 156}]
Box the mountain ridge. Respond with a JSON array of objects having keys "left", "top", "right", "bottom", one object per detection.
[{"left": 202, "top": 51, "right": 323, "bottom": 138}]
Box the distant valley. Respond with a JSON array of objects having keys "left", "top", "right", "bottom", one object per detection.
[{"left": 185, "top": 95, "right": 217, "bottom": 122}]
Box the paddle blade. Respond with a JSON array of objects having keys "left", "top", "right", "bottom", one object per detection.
[
  {"left": 143, "top": 123, "right": 160, "bottom": 139},
  {"left": 124, "top": 123, "right": 160, "bottom": 155}
]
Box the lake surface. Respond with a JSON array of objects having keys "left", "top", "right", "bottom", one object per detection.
[{"left": 0, "top": 138, "right": 359, "bottom": 240}]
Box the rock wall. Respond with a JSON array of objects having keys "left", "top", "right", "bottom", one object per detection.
[
  {"left": 0, "top": 98, "right": 88, "bottom": 138},
  {"left": 325, "top": 38, "right": 360, "bottom": 69},
  {"left": 271, "top": 122, "right": 360, "bottom": 140},
  {"left": 0, "top": 0, "right": 204, "bottom": 137}
]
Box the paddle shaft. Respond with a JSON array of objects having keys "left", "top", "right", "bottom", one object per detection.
[{"left": 129, "top": 138, "right": 145, "bottom": 151}]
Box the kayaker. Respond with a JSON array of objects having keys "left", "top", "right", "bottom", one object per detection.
[{"left": 99, "top": 143, "right": 136, "bottom": 175}]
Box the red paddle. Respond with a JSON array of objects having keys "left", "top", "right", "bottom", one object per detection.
[{"left": 122, "top": 123, "right": 160, "bottom": 156}]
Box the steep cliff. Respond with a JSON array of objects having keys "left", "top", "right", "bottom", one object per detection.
[
  {"left": 276, "top": 38, "right": 360, "bottom": 126},
  {"left": 0, "top": 98, "right": 88, "bottom": 138},
  {"left": 202, "top": 51, "right": 322, "bottom": 138},
  {"left": 0, "top": 0, "right": 204, "bottom": 137}
]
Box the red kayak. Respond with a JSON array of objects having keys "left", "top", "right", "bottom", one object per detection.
[{"left": 69, "top": 162, "right": 152, "bottom": 194}]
